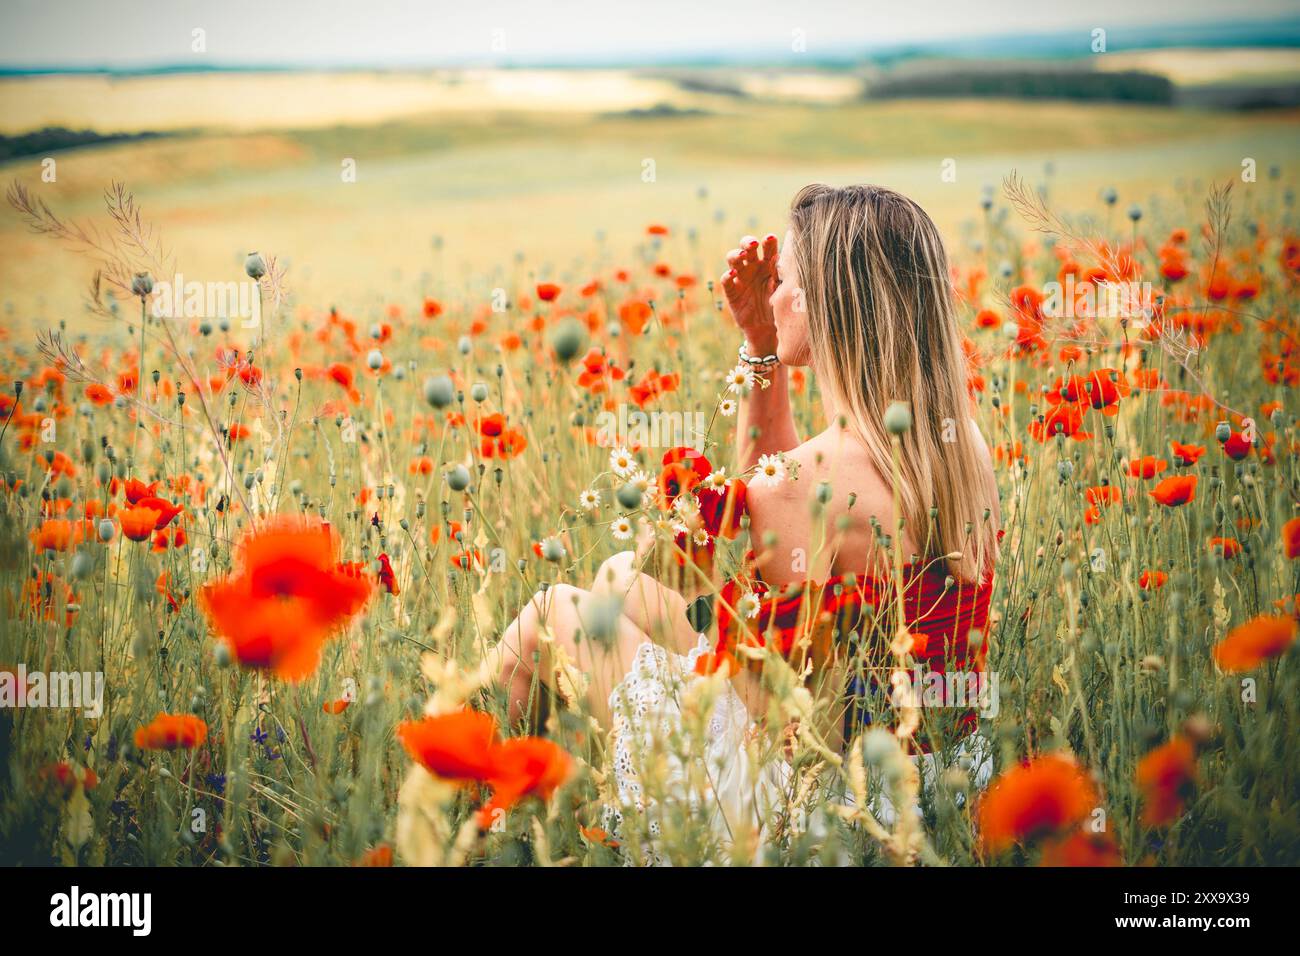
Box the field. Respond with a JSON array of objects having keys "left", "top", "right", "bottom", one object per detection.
[{"left": 1, "top": 68, "right": 1299, "bottom": 866}]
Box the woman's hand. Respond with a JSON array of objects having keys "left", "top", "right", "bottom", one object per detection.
[{"left": 721, "top": 234, "right": 780, "bottom": 355}]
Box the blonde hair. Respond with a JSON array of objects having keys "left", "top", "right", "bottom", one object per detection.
[{"left": 788, "top": 183, "right": 998, "bottom": 582}]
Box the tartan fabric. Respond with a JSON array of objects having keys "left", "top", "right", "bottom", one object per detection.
[{"left": 715, "top": 550, "right": 995, "bottom": 753}]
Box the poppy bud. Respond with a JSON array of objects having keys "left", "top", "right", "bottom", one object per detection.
[
  {"left": 615, "top": 483, "right": 642, "bottom": 510},
  {"left": 131, "top": 272, "right": 154, "bottom": 297},
  {"left": 549, "top": 317, "right": 587, "bottom": 363},
  {"left": 244, "top": 252, "right": 266, "bottom": 280},
  {"left": 883, "top": 401, "right": 912, "bottom": 435},
  {"left": 366, "top": 350, "right": 383, "bottom": 370},
  {"left": 423, "top": 375, "right": 454, "bottom": 408},
  {"left": 446, "top": 465, "right": 470, "bottom": 492}
]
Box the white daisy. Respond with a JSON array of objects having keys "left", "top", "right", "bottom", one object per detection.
[
  {"left": 673, "top": 493, "right": 700, "bottom": 519},
  {"left": 609, "top": 446, "right": 636, "bottom": 477},
  {"left": 692, "top": 526, "right": 711, "bottom": 547},
  {"left": 725, "top": 365, "right": 756, "bottom": 394},
  {"left": 718, "top": 398, "right": 738, "bottom": 417},
  {"left": 737, "top": 592, "right": 762, "bottom": 619},
  {"left": 752, "top": 453, "right": 786, "bottom": 487},
  {"left": 578, "top": 488, "right": 601, "bottom": 511},
  {"left": 611, "top": 517, "right": 634, "bottom": 540},
  {"left": 703, "top": 467, "right": 728, "bottom": 490},
  {"left": 625, "top": 467, "right": 652, "bottom": 493}
]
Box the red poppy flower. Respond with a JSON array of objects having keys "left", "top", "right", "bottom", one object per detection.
[
  {"left": 1170, "top": 441, "right": 1205, "bottom": 466},
  {"left": 135, "top": 713, "right": 208, "bottom": 750},
  {"left": 977, "top": 754, "right": 1099, "bottom": 854},
  {"left": 200, "top": 517, "right": 374, "bottom": 681},
  {"left": 1128, "top": 456, "right": 1168, "bottom": 479},
  {"left": 1213, "top": 614, "right": 1297, "bottom": 672},
  {"left": 1150, "top": 475, "right": 1197, "bottom": 507},
  {"left": 1136, "top": 736, "right": 1197, "bottom": 827}
]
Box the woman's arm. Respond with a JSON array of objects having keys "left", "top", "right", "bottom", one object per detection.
[
  {"left": 720, "top": 234, "right": 799, "bottom": 470},
  {"left": 738, "top": 362, "right": 799, "bottom": 470}
]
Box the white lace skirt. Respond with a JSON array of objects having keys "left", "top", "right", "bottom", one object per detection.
[{"left": 599, "top": 635, "right": 995, "bottom": 866}]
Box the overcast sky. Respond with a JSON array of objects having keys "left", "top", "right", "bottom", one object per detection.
[{"left": 1, "top": 0, "right": 1295, "bottom": 68}]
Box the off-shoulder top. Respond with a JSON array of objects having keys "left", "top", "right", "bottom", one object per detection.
[{"left": 713, "top": 548, "right": 995, "bottom": 752}]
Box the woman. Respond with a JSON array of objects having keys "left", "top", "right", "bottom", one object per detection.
[{"left": 495, "top": 184, "right": 1001, "bottom": 863}]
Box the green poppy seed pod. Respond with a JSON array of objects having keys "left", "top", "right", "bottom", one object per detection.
[
  {"left": 366, "top": 349, "right": 383, "bottom": 370},
  {"left": 95, "top": 461, "right": 111, "bottom": 484},
  {"left": 883, "top": 401, "right": 912, "bottom": 435},
  {"left": 1215, "top": 421, "right": 1231, "bottom": 443},
  {"left": 1058, "top": 460, "right": 1074, "bottom": 481},
  {"left": 1127, "top": 204, "right": 1142, "bottom": 222},
  {"left": 244, "top": 252, "right": 266, "bottom": 280},
  {"left": 13, "top": 380, "right": 23, "bottom": 397},
  {"left": 457, "top": 336, "right": 472, "bottom": 355},
  {"left": 198, "top": 321, "right": 213, "bottom": 336},
  {"left": 1103, "top": 187, "right": 1118, "bottom": 206},
  {"left": 131, "top": 272, "right": 154, "bottom": 297},
  {"left": 214, "top": 641, "right": 232, "bottom": 668},
  {"left": 423, "top": 374, "right": 455, "bottom": 409},
  {"left": 71, "top": 550, "right": 94, "bottom": 578},
  {"left": 862, "top": 728, "right": 897, "bottom": 767},
  {"left": 98, "top": 519, "right": 114, "bottom": 542},
  {"left": 549, "top": 317, "right": 587, "bottom": 364},
  {"left": 615, "top": 483, "right": 642, "bottom": 510},
  {"left": 470, "top": 383, "right": 489, "bottom": 403},
  {"left": 541, "top": 537, "right": 566, "bottom": 562},
  {"left": 816, "top": 480, "right": 832, "bottom": 504},
  {"left": 446, "top": 465, "right": 471, "bottom": 492},
  {"left": 294, "top": 367, "right": 303, "bottom": 381}
]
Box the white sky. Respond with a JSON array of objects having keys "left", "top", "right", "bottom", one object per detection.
[{"left": 1, "top": 0, "right": 1295, "bottom": 68}]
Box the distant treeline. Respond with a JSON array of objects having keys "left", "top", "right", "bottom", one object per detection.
[
  {"left": 868, "top": 69, "right": 1175, "bottom": 103},
  {"left": 0, "top": 126, "right": 163, "bottom": 161}
]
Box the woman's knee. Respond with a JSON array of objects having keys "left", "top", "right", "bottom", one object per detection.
[{"left": 593, "top": 550, "right": 637, "bottom": 593}]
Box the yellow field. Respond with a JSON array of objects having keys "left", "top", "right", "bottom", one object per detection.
[{"left": 2, "top": 71, "right": 1298, "bottom": 333}]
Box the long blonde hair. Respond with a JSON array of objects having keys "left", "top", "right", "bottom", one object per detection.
[{"left": 788, "top": 183, "right": 998, "bottom": 582}]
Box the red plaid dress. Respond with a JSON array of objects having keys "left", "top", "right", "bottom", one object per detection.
[{"left": 715, "top": 550, "right": 995, "bottom": 753}]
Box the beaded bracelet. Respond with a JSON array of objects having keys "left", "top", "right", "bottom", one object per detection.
[{"left": 738, "top": 340, "right": 780, "bottom": 369}]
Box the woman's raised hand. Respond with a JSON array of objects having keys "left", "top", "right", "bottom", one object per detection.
[{"left": 721, "top": 234, "right": 780, "bottom": 354}]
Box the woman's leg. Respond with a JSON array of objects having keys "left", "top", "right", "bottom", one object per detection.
[
  {"left": 496, "top": 582, "right": 655, "bottom": 731},
  {"left": 592, "top": 550, "right": 702, "bottom": 657}
]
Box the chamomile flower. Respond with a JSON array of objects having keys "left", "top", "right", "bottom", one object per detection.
[
  {"left": 609, "top": 446, "right": 636, "bottom": 477},
  {"left": 624, "top": 467, "right": 652, "bottom": 494},
  {"left": 718, "top": 398, "right": 738, "bottom": 417},
  {"left": 578, "top": 488, "right": 602, "bottom": 511},
  {"left": 611, "top": 517, "right": 635, "bottom": 540},
  {"left": 752, "top": 453, "right": 786, "bottom": 488},
  {"left": 737, "top": 591, "right": 762, "bottom": 619},
  {"left": 692, "top": 526, "right": 712, "bottom": 547},
  {"left": 703, "top": 467, "right": 728, "bottom": 490},
  {"left": 725, "top": 365, "right": 757, "bottom": 394}
]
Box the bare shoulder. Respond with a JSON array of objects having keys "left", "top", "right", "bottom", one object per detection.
[{"left": 743, "top": 431, "right": 893, "bottom": 580}]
